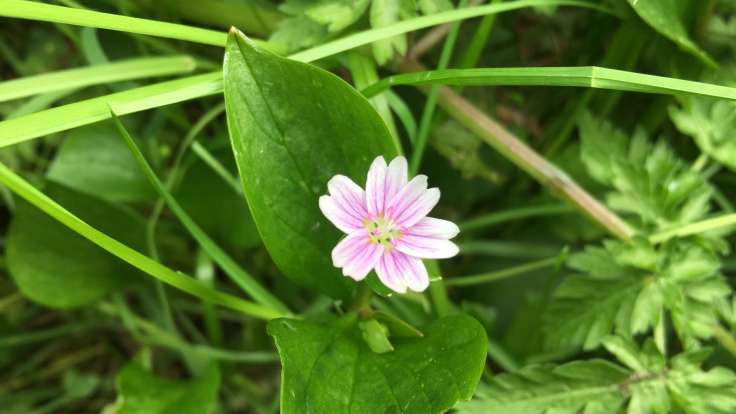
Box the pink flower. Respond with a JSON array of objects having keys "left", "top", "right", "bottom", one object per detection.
[{"left": 319, "top": 156, "right": 459, "bottom": 293}]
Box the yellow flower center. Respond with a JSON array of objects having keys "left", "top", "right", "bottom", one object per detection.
[{"left": 365, "top": 214, "right": 401, "bottom": 250}]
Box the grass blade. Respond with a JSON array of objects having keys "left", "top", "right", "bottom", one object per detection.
[
  {"left": 0, "top": 162, "right": 285, "bottom": 320},
  {"left": 110, "top": 111, "right": 291, "bottom": 316},
  {"left": 0, "top": 56, "right": 197, "bottom": 102},
  {"left": 289, "top": 0, "right": 613, "bottom": 62},
  {"left": 0, "top": 72, "right": 222, "bottom": 147},
  {"left": 0, "top": 0, "right": 226, "bottom": 46},
  {"left": 362, "top": 66, "right": 736, "bottom": 100}
]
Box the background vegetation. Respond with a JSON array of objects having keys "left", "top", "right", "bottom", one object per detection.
[{"left": 1, "top": 0, "right": 736, "bottom": 413}]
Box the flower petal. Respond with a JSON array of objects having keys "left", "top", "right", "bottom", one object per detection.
[
  {"left": 395, "top": 235, "right": 459, "bottom": 259},
  {"left": 320, "top": 175, "right": 368, "bottom": 233},
  {"left": 408, "top": 217, "right": 460, "bottom": 239},
  {"left": 375, "top": 251, "right": 430, "bottom": 293},
  {"left": 331, "top": 231, "right": 382, "bottom": 281},
  {"left": 319, "top": 196, "right": 362, "bottom": 233},
  {"left": 387, "top": 175, "right": 440, "bottom": 227},
  {"left": 366, "top": 156, "right": 408, "bottom": 217}
]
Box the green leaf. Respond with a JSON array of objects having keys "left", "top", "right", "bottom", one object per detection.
[
  {"left": 0, "top": 158, "right": 283, "bottom": 319},
  {"left": 543, "top": 238, "right": 730, "bottom": 351},
  {"left": 0, "top": 0, "right": 226, "bottom": 46},
  {"left": 7, "top": 183, "right": 145, "bottom": 308},
  {"left": 627, "top": 0, "right": 717, "bottom": 68},
  {"left": 0, "top": 56, "right": 196, "bottom": 102},
  {"left": 109, "top": 361, "right": 219, "bottom": 414},
  {"left": 223, "top": 31, "right": 398, "bottom": 298},
  {"left": 670, "top": 69, "right": 736, "bottom": 172},
  {"left": 579, "top": 111, "right": 712, "bottom": 231},
  {"left": 457, "top": 359, "right": 630, "bottom": 414},
  {"left": 459, "top": 337, "right": 736, "bottom": 414},
  {"left": 268, "top": 313, "right": 487, "bottom": 414},
  {"left": 418, "top": 0, "right": 452, "bottom": 14},
  {"left": 360, "top": 66, "right": 736, "bottom": 101},
  {"left": 175, "top": 149, "right": 261, "bottom": 249},
  {"left": 370, "top": 0, "right": 408, "bottom": 65},
  {"left": 46, "top": 121, "right": 155, "bottom": 203}
]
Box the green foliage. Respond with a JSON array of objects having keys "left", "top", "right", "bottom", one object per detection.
[
  {"left": 7, "top": 183, "right": 145, "bottom": 308},
  {"left": 544, "top": 238, "right": 730, "bottom": 350},
  {"left": 268, "top": 313, "right": 487, "bottom": 414},
  {"left": 579, "top": 112, "right": 712, "bottom": 232},
  {"left": 107, "top": 361, "right": 220, "bottom": 414},
  {"left": 370, "top": 0, "right": 409, "bottom": 65},
  {"left": 626, "top": 0, "right": 717, "bottom": 67},
  {"left": 46, "top": 121, "right": 155, "bottom": 203},
  {"left": 223, "top": 31, "right": 397, "bottom": 298},
  {"left": 458, "top": 337, "right": 736, "bottom": 414}
]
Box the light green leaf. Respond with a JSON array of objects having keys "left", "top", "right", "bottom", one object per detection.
[
  {"left": 459, "top": 338, "right": 736, "bottom": 414},
  {"left": 457, "top": 360, "right": 630, "bottom": 414},
  {"left": 7, "top": 183, "right": 145, "bottom": 308},
  {"left": 670, "top": 68, "right": 736, "bottom": 172},
  {"left": 223, "top": 31, "right": 398, "bottom": 298},
  {"left": 544, "top": 239, "right": 729, "bottom": 351},
  {"left": 0, "top": 72, "right": 223, "bottom": 148},
  {"left": 46, "top": 121, "right": 155, "bottom": 203},
  {"left": 268, "top": 313, "right": 487, "bottom": 414},
  {"left": 627, "top": 0, "right": 716, "bottom": 68},
  {"left": 0, "top": 56, "right": 196, "bottom": 102},
  {"left": 579, "top": 111, "right": 712, "bottom": 231},
  {"left": 418, "top": 0, "right": 452, "bottom": 14},
  {"left": 371, "top": 0, "right": 408, "bottom": 65},
  {"left": 361, "top": 66, "right": 736, "bottom": 101},
  {"left": 110, "top": 361, "right": 219, "bottom": 414}
]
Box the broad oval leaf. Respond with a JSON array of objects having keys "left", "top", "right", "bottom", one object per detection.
[
  {"left": 46, "top": 121, "right": 155, "bottom": 203},
  {"left": 109, "top": 361, "right": 219, "bottom": 414},
  {"left": 268, "top": 313, "right": 487, "bottom": 414},
  {"left": 7, "top": 183, "right": 145, "bottom": 308},
  {"left": 223, "top": 30, "right": 399, "bottom": 298}
]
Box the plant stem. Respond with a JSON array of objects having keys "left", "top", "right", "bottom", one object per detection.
[
  {"left": 649, "top": 213, "right": 736, "bottom": 244},
  {"left": 460, "top": 203, "right": 572, "bottom": 231},
  {"left": 400, "top": 59, "right": 635, "bottom": 241},
  {"left": 445, "top": 256, "right": 561, "bottom": 287}
]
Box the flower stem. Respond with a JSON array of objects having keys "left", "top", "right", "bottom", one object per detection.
[{"left": 352, "top": 283, "right": 374, "bottom": 318}]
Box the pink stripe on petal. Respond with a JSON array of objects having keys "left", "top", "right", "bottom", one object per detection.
[
  {"left": 327, "top": 175, "right": 369, "bottom": 223},
  {"left": 375, "top": 252, "right": 408, "bottom": 293},
  {"left": 331, "top": 231, "right": 382, "bottom": 281},
  {"left": 386, "top": 175, "right": 427, "bottom": 220},
  {"left": 408, "top": 217, "right": 460, "bottom": 239},
  {"left": 319, "top": 196, "right": 363, "bottom": 234},
  {"left": 391, "top": 187, "right": 440, "bottom": 228},
  {"left": 383, "top": 156, "right": 408, "bottom": 212},
  {"left": 343, "top": 242, "right": 383, "bottom": 281},
  {"left": 395, "top": 235, "right": 459, "bottom": 259},
  {"left": 380, "top": 251, "right": 429, "bottom": 292},
  {"left": 365, "top": 156, "right": 387, "bottom": 217}
]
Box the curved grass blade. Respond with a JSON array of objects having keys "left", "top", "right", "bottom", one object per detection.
[
  {"left": 0, "top": 72, "right": 222, "bottom": 148},
  {"left": 0, "top": 162, "right": 284, "bottom": 320},
  {"left": 361, "top": 66, "right": 736, "bottom": 100},
  {"left": 0, "top": 56, "right": 197, "bottom": 102},
  {"left": 0, "top": 0, "right": 226, "bottom": 46},
  {"left": 110, "top": 111, "right": 291, "bottom": 316}
]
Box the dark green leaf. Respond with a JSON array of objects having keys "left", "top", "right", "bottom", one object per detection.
[
  {"left": 627, "top": 0, "right": 716, "bottom": 68},
  {"left": 223, "top": 30, "right": 398, "bottom": 298},
  {"left": 109, "top": 361, "right": 219, "bottom": 414},
  {"left": 46, "top": 121, "right": 154, "bottom": 203},
  {"left": 175, "top": 150, "right": 261, "bottom": 249},
  {"left": 268, "top": 313, "right": 487, "bottom": 414},
  {"left": 7, "top": 183, "right": 145, "bottom": 308}
]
